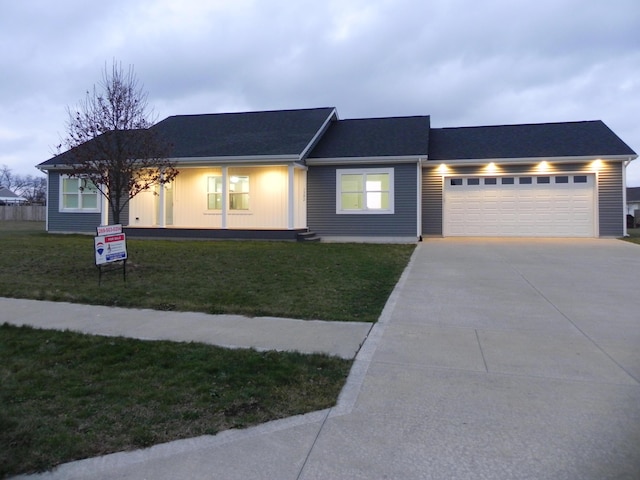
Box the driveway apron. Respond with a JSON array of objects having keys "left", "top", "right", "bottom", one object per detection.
[
  {"left": 299, "top": 238, "right": 640, "bottom": 479},
  {"left": 18, "top": 238, "right": 640, "bottom": 480}
]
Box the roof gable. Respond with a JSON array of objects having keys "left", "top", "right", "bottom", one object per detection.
[
  {"left": 152, "top": 107, "right": 336, "bottom": 158},
  {"left": 308, "top": 116, "right": 430, "bottom": 159},
  {"left": 428, "top": 120, "right": 637, "bottom": 161}
]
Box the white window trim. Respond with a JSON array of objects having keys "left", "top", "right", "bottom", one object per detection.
[
  {"left": 336, "top": 168, "right": 394, "bottom": 215},
  {"left": 58, "top": 175, "right": 102, "bottom": 213}
]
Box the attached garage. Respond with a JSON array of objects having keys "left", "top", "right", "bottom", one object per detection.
[
  {"left": 443, "top": 173, "right": 595, "bottom": 237},
  {"left": 422, "top": 120, "right": 637, "bottom": 239}
]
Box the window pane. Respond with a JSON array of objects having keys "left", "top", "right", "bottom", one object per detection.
[
  {"left": 230, "top": 193, "right": 249, "bottom": 210},
  {"left": 63, "top": 193, "right": 78, "bottom": 209},
  {"left": 82, "top": 179, "right": 98, "bottom": 193},
  {"left": 82, "top": 193, "right": 98, "bottom": 209},
  {"left": 537, "top": 176, "right": 550, "bottom": 184},
  {"left": 208, "top": 176, "right": 223, "bottom": 193},
  {"left": 341, "top": 192, "right": 363, "bottom": 210},
  {"left": 229, "top": 176, "right": 249, "bottom": 210},
  {"left": 366, "top": 173, "right": 389, "bottom": 191},
  {"left": 574, "top": 175, "right": 588, "bottom": 183},
  {"left": 519, "top": 177, "right": 532, "bottom": 184},
  {"left": 555, "top": 176, "right": 569, "bottom": 184},
  {"left": 63, "top": 178, "right": 78, "bottom": 193},
  {"left": 467, "top": 178, "right": 480, "bottom": 185},
  {"left": 502, "top": 177, "right": 514, "bottom": 185},
  {"left": 341, "top": 174, "right": 363, "bottom": 192},
  {"left": 484, "top": 178, "right": 497, "bottom": 185},
  {"left": 208, "top": 193, "right": 222, "bottom": 209},
  {"left": 450, "top": 178, "right": 463, "bottom": 186},
  {"left": 230, "top": 176, "right": 249, "bottom": 193}
]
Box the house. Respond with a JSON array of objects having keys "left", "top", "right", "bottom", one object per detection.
[
  {"left": 627, "top": 187, "right": 640, "bottom": 216},
  {"left": 37, "top": 107, "right": 637, "bottom": 241},
  {"left": 0, "top": 186, "right": 27, "bottom": 205}
]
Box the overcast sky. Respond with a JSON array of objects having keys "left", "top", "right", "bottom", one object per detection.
[{"left": 2, "top": 0, "right": 639, "bottom": 184}]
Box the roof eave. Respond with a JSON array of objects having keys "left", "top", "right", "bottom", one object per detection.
[
  {"left": 306, "top": 155, "right": 427, "bottom": 166},
  {"left": 173, "top": 155, "right": 302, "bottom": 167},
  {"left": 427, "top": 154, "right": 637, "bottom": 166}
]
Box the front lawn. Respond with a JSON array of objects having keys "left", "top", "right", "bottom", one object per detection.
[
  {"left": 624, "top": 228, "right": 640, "bottom": 245},
  {"left": 0, "top": 222, "right": 414, "bottom": 322},
  {"left": 0, "top": 324, "right": 351, "bottom": 477}
]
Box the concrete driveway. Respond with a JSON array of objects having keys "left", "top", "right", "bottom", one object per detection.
[
  {"left": 302, "top": 238, "right": 640, "bottom": 479},
  {"left": 22, "top": 238, "right": 640, "bottom": 480}
]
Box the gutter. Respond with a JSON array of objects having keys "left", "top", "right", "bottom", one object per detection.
[{"left": 426, "top": 154, "right": 636, "bottom": 167}]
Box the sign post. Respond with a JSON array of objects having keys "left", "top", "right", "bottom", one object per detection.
[{"left": 94, "top": 225, "right": 127, "bottom": 284}]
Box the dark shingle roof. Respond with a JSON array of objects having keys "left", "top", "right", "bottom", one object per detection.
[
  {"left": 627, "top": 187, "right": 640, "bottom": 203},
  {"left": 38, "top": 129, "right": 149, "bottom": 167},
  {"left": 151, "top": 107, "right": 336, "bottom": 158},
  {"left": 308, "top": 116, "right": 430, "bottom": 158},
  {"left": 38, "top": 108, "right": 336, "bottom": 168},
  {"left": 428, "top": 120, "right": 636, "bottom": 161}
]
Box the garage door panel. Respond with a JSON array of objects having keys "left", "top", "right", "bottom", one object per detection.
[{"left": 443, "top": 174, "right": 595, "bottom": 237}]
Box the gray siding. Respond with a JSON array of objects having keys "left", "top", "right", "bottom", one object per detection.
[
  {"left": 422, "top": 168, "right": 443, "bottom": 236},
  {"left": 308, "top": 163, "right": 418, "bottom": 237},
  {"left": 47, "top": 171, "right": 129, "bottom": 233},
  {"left": 47, "top": 171, "right": 101, "bottom": 233},
  {"left": 598, "top": 162, "right": 624, "bottom": 236},
  {"left": 422, "top": 161, "right": 625, "bottom": 237}
]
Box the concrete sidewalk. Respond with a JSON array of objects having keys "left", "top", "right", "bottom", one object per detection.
[
  {"left": 0, "top": 298, "right": 372, "bottom": 359},
  {"left": 11, "top": 238, "right": 640, "bottom": 479}
]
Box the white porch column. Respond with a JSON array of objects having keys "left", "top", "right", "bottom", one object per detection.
[
  {"left": 158, "top": 181, "right": 166, "bottom": 227},
  {"left": 101, "top": 194, "right": 109, "bottom": 226},
  {"left": 416, "top": 159, "right": 423, "bottom": 238},
  {"left": 288, "top": 163, "right": 295, "bottom": 229},
  {"left": 222, "top": 166, "right": 228, "bottom": 229}
]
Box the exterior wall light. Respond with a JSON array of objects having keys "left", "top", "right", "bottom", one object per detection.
[{"left": 437, "top": 164, "right": 449, "bottom": 174}]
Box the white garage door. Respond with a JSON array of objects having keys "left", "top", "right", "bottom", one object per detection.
[{"left": 443, "top": 174, "right": 595, "bottom": 237}]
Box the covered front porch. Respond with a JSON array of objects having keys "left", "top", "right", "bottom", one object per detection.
[{"left": 125, "top": 164, "right": 308, "bottom": 233}]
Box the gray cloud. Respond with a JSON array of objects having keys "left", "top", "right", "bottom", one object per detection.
[{"left": 1, "top": 0, "right": 639, "bottom": 183}]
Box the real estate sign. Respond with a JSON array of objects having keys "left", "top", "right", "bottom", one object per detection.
[
  {"left": 97, "top": 224, "right": 122, "bottom": 236},
  {"left": 95, "top": 233, "right": 127, "bottom": 265}
]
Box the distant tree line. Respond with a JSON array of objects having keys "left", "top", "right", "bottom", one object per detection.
[{"left": 0, "top": 165, "right": 47, "bottom": 205}]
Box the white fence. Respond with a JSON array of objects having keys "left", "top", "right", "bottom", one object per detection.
[{"left": 0, "top": 206, "right": 46, "bottom": 221}]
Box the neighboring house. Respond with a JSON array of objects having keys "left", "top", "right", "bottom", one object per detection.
[
  {"left": 0, "top": 186, "right": 27, "bottom": 205},
  {"left": 37, "top": 107, "right": 637, "bottom": 241},
  {"left": 627, "top": 187, "right": 640, "bottom": 216}
]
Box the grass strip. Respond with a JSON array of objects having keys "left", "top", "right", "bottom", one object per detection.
[
  {"left": 0, "top": 323, "right": 352, "bottom": 477},
  {"left": 0, "top": 222, "right": 414, "bottom": 322}
]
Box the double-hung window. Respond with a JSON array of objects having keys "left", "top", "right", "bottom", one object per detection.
[
  {"left": 207, "top": 175, "right": 250, "bottom": 210},
  {"left": 207, "top": 176, "right": 223, "bottom": 210},
  {"left": 336, "top": 168, "right": 394, "bottom": 214},
  {"left": 60, "top": 176, "right": 100, "bottom": 212},
  {"left": 229, "top": 175, "right": 249, "bottom": 210}
]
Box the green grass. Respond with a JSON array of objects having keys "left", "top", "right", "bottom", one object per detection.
[
  {"left": 624, "top": 227, "right": 640, "bottom": 244},
  {"left": 0, "top": 323, "right": 352, "bottom": 477},
  {"left": 0, "top": 221, "right": 414, "bottom": 322}
]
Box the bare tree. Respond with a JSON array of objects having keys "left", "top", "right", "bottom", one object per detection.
[
  {"left": 20, "top": 175, "right": 47, "bottom": 204},
  {"left": 0, "top": 165, "right": 46, "bottom": 204},
  {"left": 58, "top": 61, "right": 178, "bottom": 224}
]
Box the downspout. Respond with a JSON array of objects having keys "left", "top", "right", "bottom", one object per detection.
[
  {"left": 417, "top": 158, "right": 423, "bottom": 241},
  {"left": 623, "top": 158, "right": 631, "bottom": 236}
]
